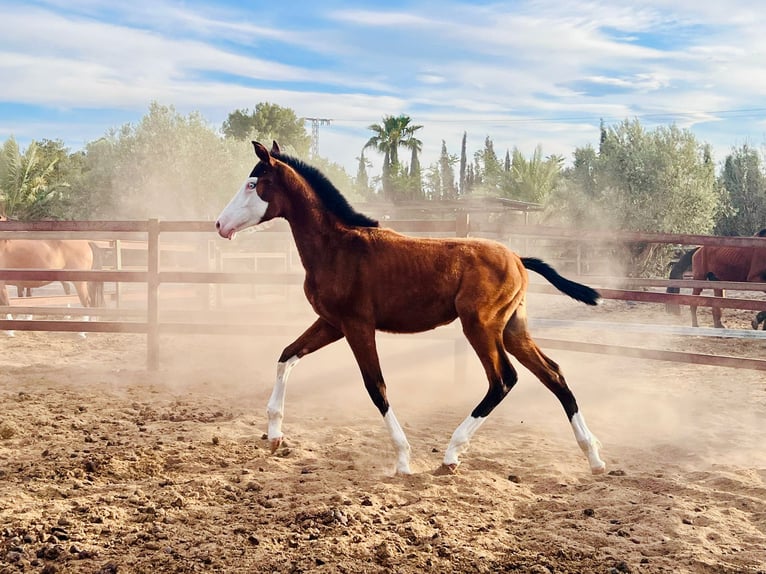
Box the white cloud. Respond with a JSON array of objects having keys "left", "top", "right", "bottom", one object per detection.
[{"left": 2, "top": 0, "right": 766, "bottom": 176}]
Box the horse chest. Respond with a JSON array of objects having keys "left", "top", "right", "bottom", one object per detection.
[{"left": 303, "top": 273, "right": 361, "bottom": 316}]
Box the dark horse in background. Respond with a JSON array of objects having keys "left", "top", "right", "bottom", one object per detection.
[
  {"left": 216, "top": 141, "right": 605, "bottom": 476},
  {"left": 666, "top": 229, "right": 766, "bottom": 328}
]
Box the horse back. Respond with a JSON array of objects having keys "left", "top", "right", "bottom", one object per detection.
[
  {"left": 0, "top": 239, "right": 63, "bottom": 268},
  {"left": 305, "top": 229, "right": 523, "bottom": 333},
  {"left": 692, "top": 245, "right": 757, "bottom": 281}
]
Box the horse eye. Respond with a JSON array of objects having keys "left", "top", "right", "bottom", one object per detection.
[{"left": 247, "top": 181, "right": 256, "bottom": 190}]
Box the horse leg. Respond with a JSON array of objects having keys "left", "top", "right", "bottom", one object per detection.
[
  {"left": 712, "top": 288, "right": 725, "bottom": 329},
  {"left": 442, "top": 316, "right": 517, "bottom": 472},
  {"left": 343, "top": 321, "right": 412, "bottom": 475},
  {"left": 72, "top": 281, "right": 91, "bottom": 338},
  {"left": 503, "top": 312, "right": 605, "bottom": 474},
  {"left": 267, "top": 318, "right": 344, "bottom": 453},
  {"left": 0, "top": 283, "right": 14, "bottom": 337},
  {"left": 690, "top": 287, "right": 701, "bottom": 327}
]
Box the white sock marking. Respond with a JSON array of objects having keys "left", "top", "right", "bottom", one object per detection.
[
  {"left": 4, "top": 313, "right": 15, "bottom": 337},
  {"left": 384, "top": 409, "right": 412, "bottom": 475},
  {"left": 267, "top": 355, "right": 299, "bottom": 441},
  {"left": 571, "top": 411, "right": 605, "bottom": 473},
  {"left": 444, "top": 415, "right": 486, "bottom": 466},
  {"left": 79, "top": 314, "right": 90, "bottom": 339}
]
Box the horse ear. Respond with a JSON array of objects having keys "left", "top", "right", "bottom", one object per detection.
[
  {"left": 271, "top": 141, "right": 281, "bottom": 155},
  {"left": 252, "top": 141, "right": 272, "bottom": 164}
]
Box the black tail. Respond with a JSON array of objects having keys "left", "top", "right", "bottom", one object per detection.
[
  {"left": 87, "top": 242, "right": 105, "bottom": 308},
  {"left": 665, "top": 247, "right": 698, "bottom": 314},
  {"left": 521, "top": 257, "right": 601, "bottom": 305}
]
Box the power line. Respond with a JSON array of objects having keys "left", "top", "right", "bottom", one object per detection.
[{"left": 327, "top": 107, "right": 766, "bottom": 126}]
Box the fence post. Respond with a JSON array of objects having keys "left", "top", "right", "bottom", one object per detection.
[
  {"left": 147, "top": 219, "right": 160, "bottom": 370},
  {"left": 456, "top": 212, "right": 470, "bottom": 237},
  {"left": 113, "top": 239, "right": 122, "bottom": 308}
]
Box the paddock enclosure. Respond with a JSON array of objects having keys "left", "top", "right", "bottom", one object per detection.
[{"left": 0, "top": 217, "right": 764, "bottom": 573}]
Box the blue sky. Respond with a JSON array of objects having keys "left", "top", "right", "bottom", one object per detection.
[{"left": 2, "top": 0, "right": 766, "bottom": 175}]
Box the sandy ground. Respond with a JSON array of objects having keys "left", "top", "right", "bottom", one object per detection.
[{"left": 0, "top": 289, "right": 765, "bottom": 574}]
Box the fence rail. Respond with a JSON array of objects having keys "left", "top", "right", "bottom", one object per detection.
[{"left": 0, "top": 219, "right": 764, "bottom": 372}]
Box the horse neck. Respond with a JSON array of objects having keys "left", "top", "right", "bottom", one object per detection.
[{"left": 280, "top": 189, "right": 346, "bottom": 272}]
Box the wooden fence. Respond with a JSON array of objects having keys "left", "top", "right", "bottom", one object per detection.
[{"left": 0, "top": 219, "right": 764, "bottom": 372}]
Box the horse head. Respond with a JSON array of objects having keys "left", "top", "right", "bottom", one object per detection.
[{"left": 215, "top": 141, "right": 285, "bottom": 240}]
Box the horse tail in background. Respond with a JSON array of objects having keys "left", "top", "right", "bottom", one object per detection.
[
  {"left": 665, "top": 247, "right": 699, "bottom": 314},
  {"left": 752, "top": 310, "right": 766, "bottom": 330},
  {"left": 520, "top": 257, "right": 601, "bottom": 306},
  {"left": 88, "top": 242, "right": 104, "bottom": 308}
]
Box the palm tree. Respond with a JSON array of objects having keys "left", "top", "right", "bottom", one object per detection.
[
  {"left": 0, "top": 138, "right": 65, "bottom": 219},
  {"left": 363, "top": 115, "right": 423, "bottom": 200},
  {"left": 507, "top": 145, "right": 562, "bottom": 204}
]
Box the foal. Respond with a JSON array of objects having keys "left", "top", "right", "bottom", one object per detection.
[{"left": 216, "top": 141, "right": 605, "bottom": 475}]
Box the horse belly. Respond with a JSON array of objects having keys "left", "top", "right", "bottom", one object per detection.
[
  {"left": 375, "top": 300, "right": 458, "bottom": 333},
  {"left": 14, "top": 281, "right": 50, "bottom": 289}
]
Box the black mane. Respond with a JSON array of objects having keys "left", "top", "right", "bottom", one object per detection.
[{"left": 273, "top": 152, "right": 378, "bottom": 228}]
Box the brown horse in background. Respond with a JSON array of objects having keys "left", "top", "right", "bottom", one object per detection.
[
  {"left": 215, "top": 141, "right": 605, "bottom": 476},
  {"left": 0, "top": 238, "right": 102, "bottom": 336},
  {"left": 666, "top": 229, "right": 766, "bottom": 328}
]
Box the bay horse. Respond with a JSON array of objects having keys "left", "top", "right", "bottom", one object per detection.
[
  {"left": 666, "top": 229, "right": 766, "bottom": 328},
  {"left": 215, "top": 141, "right": 606, "bottom": 475},
  {"left": 0, "top": 237, "right": 102, "bottom": 336}
]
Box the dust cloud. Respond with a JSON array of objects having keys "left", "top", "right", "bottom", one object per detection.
[
  {"left": 149, "top": 273, "right": 764, "bottom": 476},
  {"left": 2, "top": 241, "right": 765, "bottom": 572}
]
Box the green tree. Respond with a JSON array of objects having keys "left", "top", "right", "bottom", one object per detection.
[
  {"left": 459, "top": 132, "right": 467, "bottom": 196},
  {"left": 222, "top": 102, "right": 311, "bottom": 157},
  {"left": 408, "top": 143, "right": 423, "bottom": 199},
  {"left": 438, "top": 140, "right": 458, "bottom": 200},
  {"left": 354, "top": 150, "right": 373, "bottom": 199},
  {"left": 423, "top": 163, "right": 441, "bottom": 201},
  {"left": 716, "top": 144, "right": 766, "bottom": 236},
  {"left": 554, "top": 119, "right": 719, "bottom": 275},
  {"left": 472, "top": 136, "right": 503, "bottom": 195},
  {"left": 64, "top": 135, "right": 122, "bottom": 219},
  {"left": 0, "top": 137, "right": 69, "bottom": 219},
  {"left": 86, "top": 102, "right": 251, "bottom": 219},
  {"left": 598, "top": 120, "right": 717, "bottom": 235},
  {"left": 504, "top": 145, "right": 562, "bottom": 204},
  {"left": 567, "top": 145, "right": 599, "bottom": 197},
  {"left": 363, "top": 115, "right": 423, "bottom": 201}
]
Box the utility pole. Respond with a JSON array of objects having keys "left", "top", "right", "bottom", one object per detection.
[{"left": 303, "top": 117, "right": 332, "bottom": 158}]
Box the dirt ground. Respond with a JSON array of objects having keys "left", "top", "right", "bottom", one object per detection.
[{"left": 0, "top": 290, "right": 764, "bottom": 574}]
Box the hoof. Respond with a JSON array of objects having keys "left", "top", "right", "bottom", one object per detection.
[
  {"left": 395, "top": 466, "right": 413, "bottom": 476},
  {"left": 434, "top": 463, "right": 459, "bottom": 476},
  {"left": 591, "top": 463, "right": 606, "bottom": 475},
  {"left": 269, "top": 437, "right": 283, "bottom": 454}
]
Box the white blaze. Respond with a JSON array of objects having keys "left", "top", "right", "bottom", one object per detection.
[{"left": 216, "top": 178, "right": 269, "bottom": 239}]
